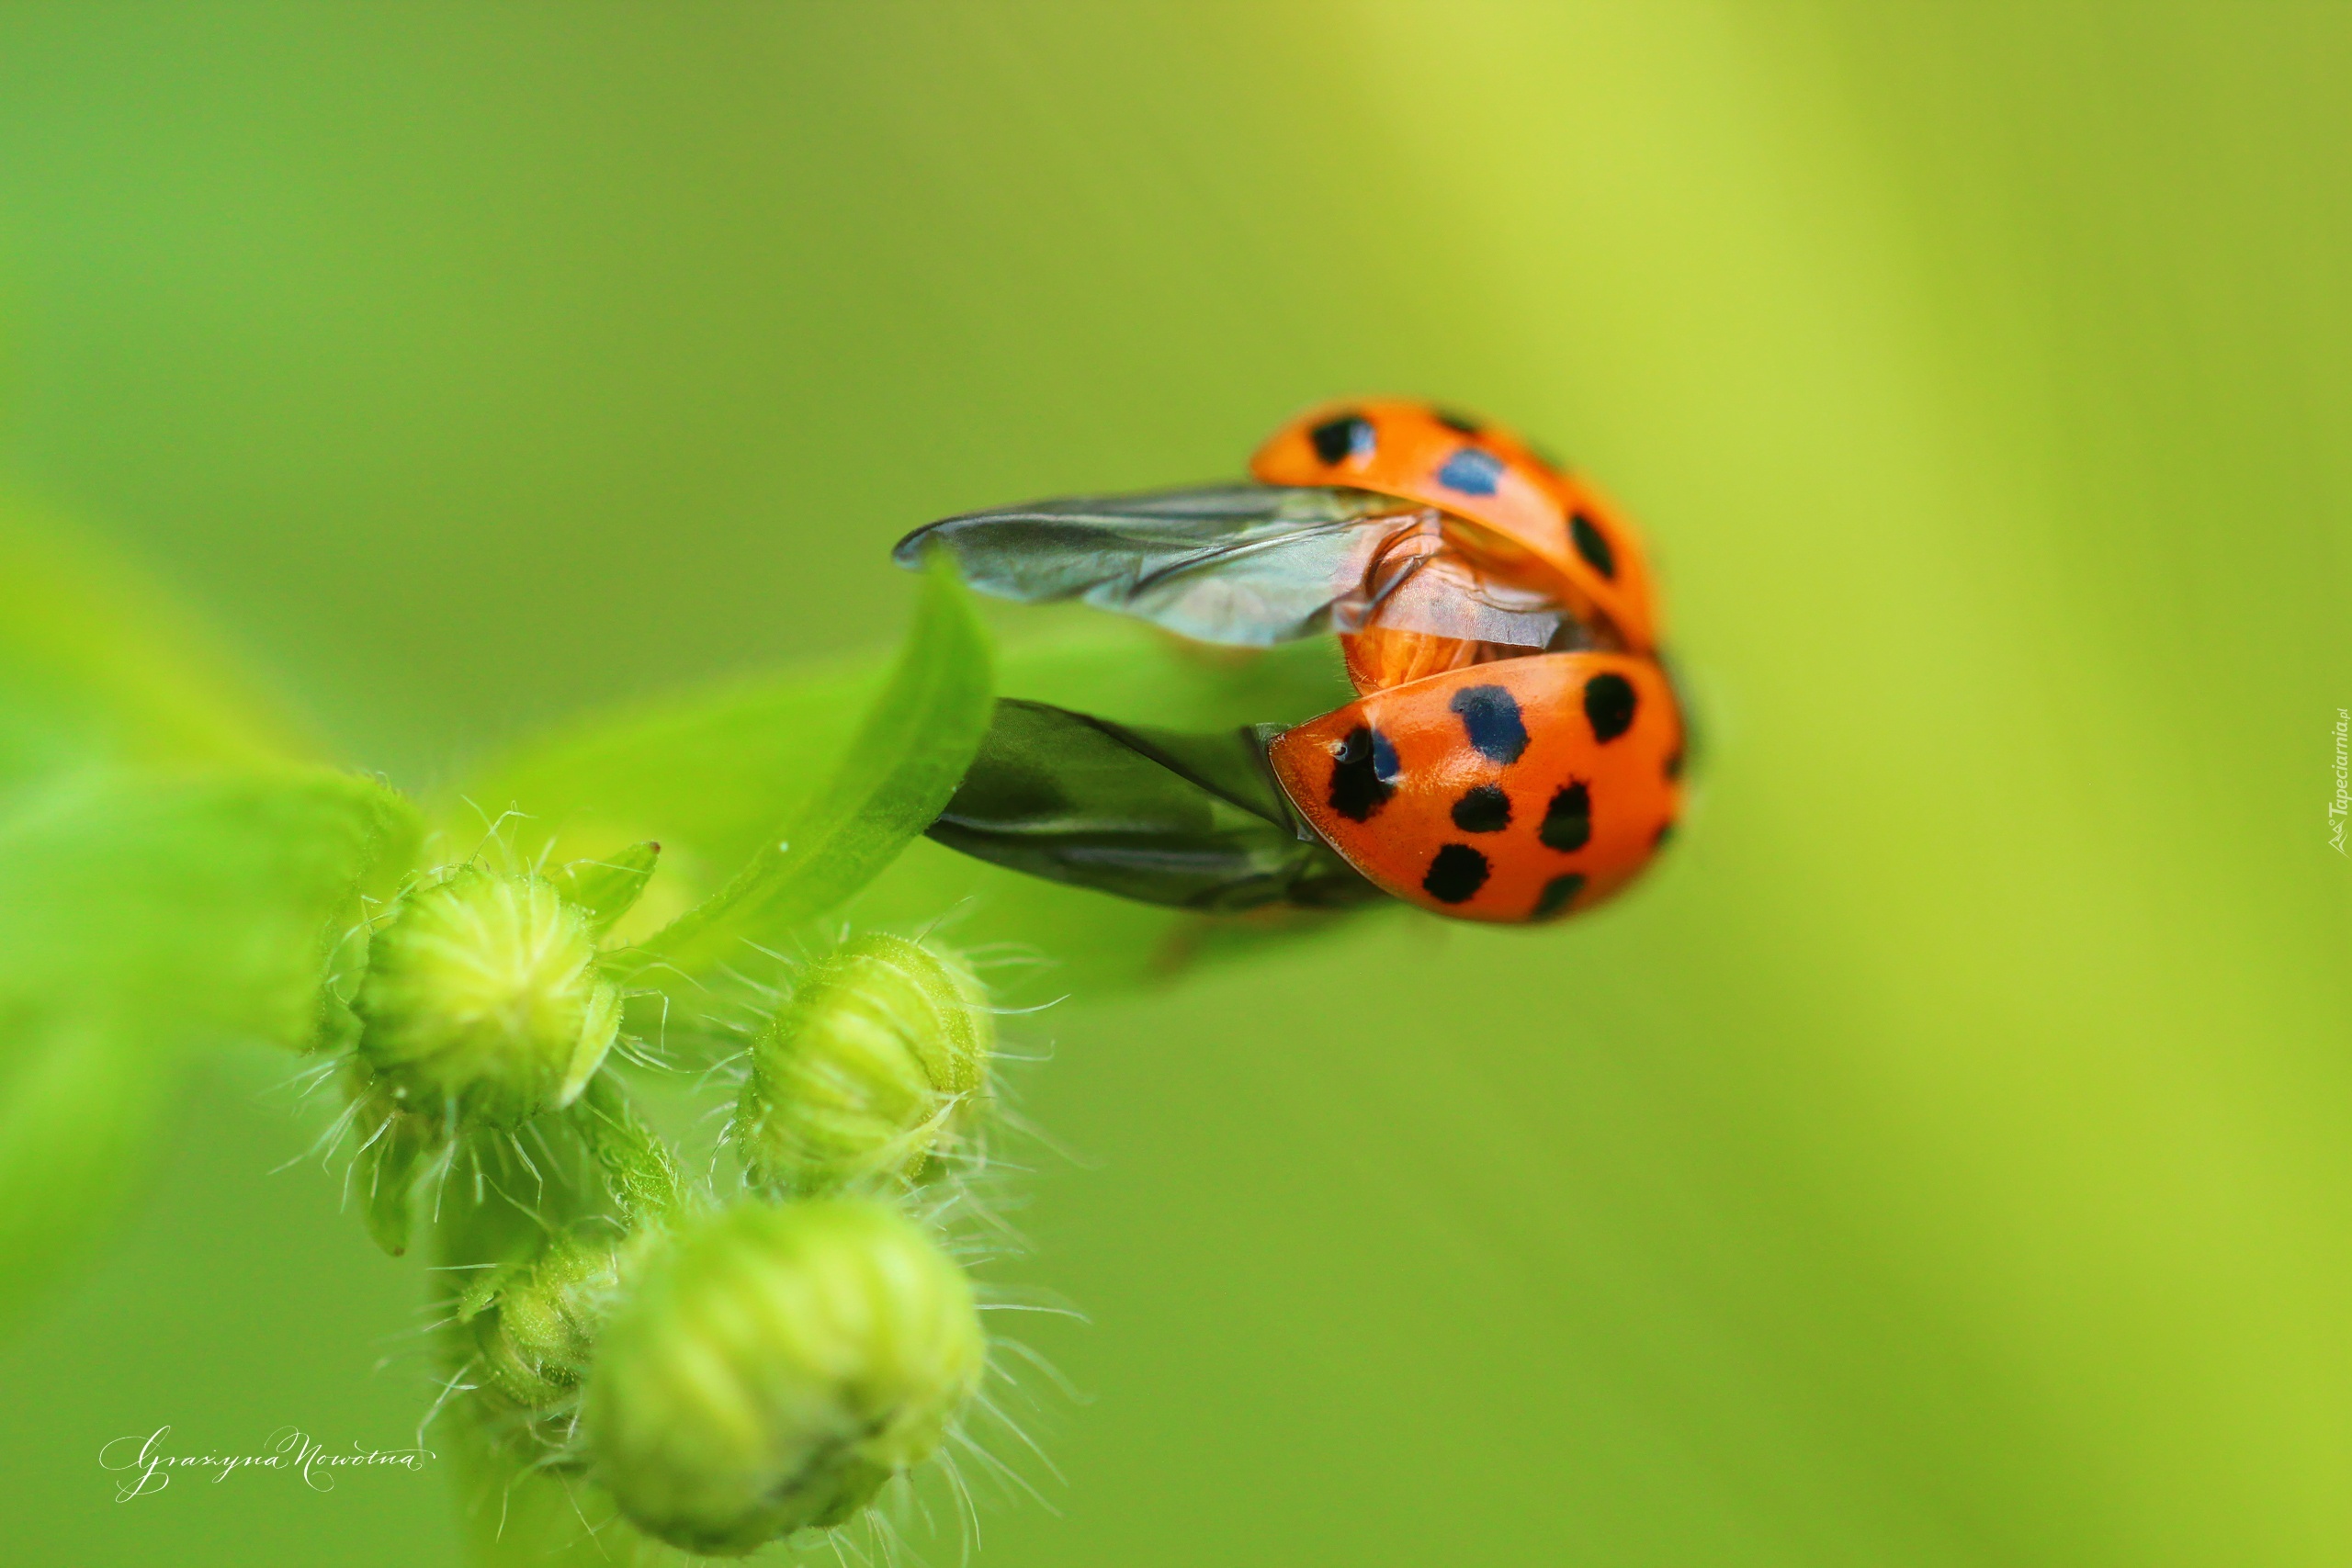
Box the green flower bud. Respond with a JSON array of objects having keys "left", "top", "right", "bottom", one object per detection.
[
  {"left": 354, "top": 863, "right": 619, "bottom": 1127},
  {"left": 584, "top": 1199, "right": 983, "bottom": 1556},
  {"left": 461, "top": 1229, "right": 627, "bottom": 1412},
  {"left": 735, "top": 934, "right": 993, "bottom": 1196}
]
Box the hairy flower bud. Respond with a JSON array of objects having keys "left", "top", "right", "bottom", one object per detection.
[
  {"left": 735, "top": 934, "right": 993, "bottom": 1196},
  {"left": 354, "top": 863, "right": 619, "bottom": 1126},
  {"left": 583, "top": 1199, "right": 983, "bottom": 1555},
  {"left": 461, "top": 1229, "right": 626, "bottom": 1412}
]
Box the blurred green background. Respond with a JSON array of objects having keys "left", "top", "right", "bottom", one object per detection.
[{"left": 4, "top": 3, "right": 2350, "bottom": 1562}]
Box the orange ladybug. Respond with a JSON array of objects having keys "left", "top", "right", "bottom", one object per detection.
[{"left": 898, "top": 400, "right": 1684, "bottom": 924}]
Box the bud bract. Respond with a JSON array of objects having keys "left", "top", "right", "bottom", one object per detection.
[
  {"left": 583, "top": 1199, "right": 983, "bottom": 1555},
  {"left": 735, "top": 934, "right": 992, "bottom": 1196},
  {"left": 354, "top": 863, "right": 618, "bottom": 1126},
  {"left": 345, "top": 1061, "right": 449, "bottom": 1258},
  {"left": 464, "top": 1229, "right": 626, "bottom": 1411}
]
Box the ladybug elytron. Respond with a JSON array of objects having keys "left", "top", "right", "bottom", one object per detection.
[{"left": 897, "top": 400, "right": 1685, "bottom": 924}]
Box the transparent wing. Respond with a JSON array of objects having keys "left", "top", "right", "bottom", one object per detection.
[
  {"left": 926, "top": 698, "right": 1381, "bottom": 912},
  {"left": 897, "top": 484, "right": 1394, "bottom": 646},
  {"left": 896, "top": 484, "right": 1574, "bottom": 649}
]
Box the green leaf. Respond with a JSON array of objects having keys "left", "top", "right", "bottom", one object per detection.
[
  {"left": 0, "top": 1012, "right": 165, "bottom": 1342},
  {"left": 461, "top": 610, "right": 1346, "bottom": 886},
  {"left": 456, "top": 659, "right": 888, "bottom": 918},
  {"left": 458, "top": 608, "right": 1359, "bottom": 991},
  {"left": 0, "top": 498, "right": 309, "bottom": 800},
  {"left": 619, "top": 552, "right": 994, "bottom": 976},
  {"left": 0, "top": 769, "right": 419, "bottom": 1037},
  {"left": 0, "top": 767, "right": 422, "bottom": 1330}
]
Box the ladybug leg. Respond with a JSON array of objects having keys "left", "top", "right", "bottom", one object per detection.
[{"left": 927, "top": 699, "right": 1380, "bottom": 914}]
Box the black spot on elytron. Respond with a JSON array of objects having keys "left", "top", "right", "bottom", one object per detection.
[
  {"left": 1651, "top": 819, "right": 1677, "bottom": 852},
  {"left": 1422, "top": 844, "right": 1490, "bottom": 904},
  {"left": 1534, "top": 872, "right": 1587, "bottom": 919},
  {"left": 1310, "top": 412, "right": 1375, "bottom": 466},
  {"left": 1432, "top": 407, "right": 1485, "bottom": 435},
  {"left": 1450, "top": 784, "right": 1511, "bottom": 833},
  {"left": 1449, "top": 684, "right": 1528, "bottom": 764},
  {"left": 1540, "top": 782, "right": 1592, "bottom": 852},
  {"left": 1569, "top": 510, "right": 1617, "bottom": 581},
  {"left": 1328, "top": 725, "right": 1398, "bottom": 822},
  {"left": 1665, "top": 747, "right": 1684, "bottom": 782},
  {"left": 1437, "top": 446, "right": 1506, "bottom": 496},
  {"left": 1583, "top": 672, "right": 1637, "bottom": 743}
]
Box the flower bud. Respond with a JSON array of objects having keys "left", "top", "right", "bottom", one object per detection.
[
  {"left": 735, "top": 934, "right": 993, "bottom": 1196},
  {"left": 354, "top": 863, "right": 619, "bottom": 1127},
  {"left": 462, "top": 1229, "right": 626, "bottom": 1412},
  {"left": 583, "top": 1199, "right": 983, "bottom": 1555}
]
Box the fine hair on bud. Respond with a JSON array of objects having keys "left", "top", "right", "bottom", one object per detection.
[
  {"left": 353, "top": 863, "right": 619, "bottom": 1127},
  {"left": 735, "top": 933, "right": 993, "bottom": 1196},
  {"left": 460, "top": 1227, "right": 628, "bottom": 1413},
  {"left": 583, "top": 1199, "right": 984, "bottom": 1556}
]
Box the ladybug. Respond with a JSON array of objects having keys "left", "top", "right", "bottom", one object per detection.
[{"left": 897, "top": 399, "right": 1685, "bottom": 924}]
